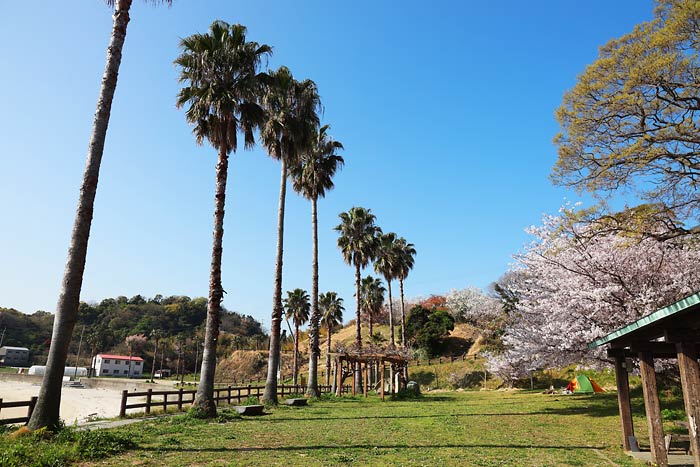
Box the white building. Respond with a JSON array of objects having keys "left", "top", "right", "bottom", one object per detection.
[{"left": 92, "top": 354, "right": 144, "bottom": 377}]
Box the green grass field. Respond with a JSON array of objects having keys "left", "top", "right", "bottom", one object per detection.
[{"left": 58, "top": 390, "right": 653, "bottom": 467}]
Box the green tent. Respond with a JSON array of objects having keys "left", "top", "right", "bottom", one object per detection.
[{"left": 566, "top": 375, "right": 604, "bottom": 394}]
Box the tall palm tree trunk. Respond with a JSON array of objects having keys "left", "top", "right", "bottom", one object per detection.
[
  {"left": 368, "top": 313, "right": 374, "bottom": 340},
  {"left": 399, "top": 278, "right": 406, "bottom": 346},
  {"left": 387, "top": 280, "right": 395, "bottom": 394},
  {"left": 306, "top": 196, "right": 320, "bottom": 396},
  {"left": 325, "top": 323, "right": 332, "bottom": 386},
  {"left": 400, "top": 277, "right": 408, "bottom": 380},
  {"left": 28, "top": 0, "right": 132, "bottom": 431},
  {"left": 293, "top": 323, "right": 300, "bottom": 385},
  {"left": 264, "top": 158, "right": 288, "bottom": 403},
  {"left": 388, "top": 281, "right": 394, "bottom": 346},
  {"left": 354, "top": 263, "right": 362, "bottom": 393},
  {"left": 194, "top": 146, "right": 229, "bottom": 417}
]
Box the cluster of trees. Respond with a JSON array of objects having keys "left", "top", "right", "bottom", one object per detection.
[
  {"left": 486, "top": 0, "right": 700, "bottom": 384},
  {"left": 28, "top": 1, "right": 419, "bottom": 429},
  {"left": 0, "top": 294, "right": 266, "bottom": 368},
  {"left": 486, "top": 211, "right": 700, "bottom": 384}
]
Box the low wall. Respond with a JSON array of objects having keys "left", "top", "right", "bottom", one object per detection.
[
  {"left": 0, "top": 373, "right": 43, "bottom": 384},
  {"left": 80, "top": 378, "right": 162, "bottom": 392}
]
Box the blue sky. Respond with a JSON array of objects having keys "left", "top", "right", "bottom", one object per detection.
[{"left": 0, "top": 1, "right": 654, "bottom": 330}]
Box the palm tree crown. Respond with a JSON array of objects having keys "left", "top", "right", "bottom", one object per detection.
[
  {"left": 260, "top": 66, "right": 321, "bottom": 163},
  {"left": 360, "top": 276, "right": 386, "bottom": 324},
  {"left": 395, "top": 237, "right": 416, "bottom": 282},
  {"left": 290, "top": 125, "right": 345, "bottom": 200},
  {"left": 374, "top": 232, "right": 401, "bottom": 283},
  {"left": 284, "top": 288, "right": 311, "bottom": 327},
  {"left": 175, "top": 21, "right": 271, "bottom": 154},
  {"left": 320, "top": 292, "right": 345, "bottom": 333},
  {"left": 335, "top": 207, "right": 382, "bottom": 270}
]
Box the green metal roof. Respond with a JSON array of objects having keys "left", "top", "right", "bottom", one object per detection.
[{"left": 589, "top": 291, "right": 700, "bottom": 349}]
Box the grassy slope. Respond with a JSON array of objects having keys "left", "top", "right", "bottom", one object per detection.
[{"left": 69, "top": 390, "right": 654, "bottom": 467}]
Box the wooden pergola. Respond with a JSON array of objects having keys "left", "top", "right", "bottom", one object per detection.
[
  {"left": 332, "top": 351, "right": 409, "bottom": 400},
  {"left": 590, "top": 292, "right": 700, "bottom": 467}
]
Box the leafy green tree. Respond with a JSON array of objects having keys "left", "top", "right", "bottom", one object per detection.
[
  {"left": 405, "top": 305, "right": 454, "bottom": 357},
  {"left": 261, "top": 67, "right": 321, "bottom": 404},
  {"left": 553, "top": 0, "right": 700, "bottom": 238},
  {"left": 394, "top": 237, "right": 416, "bottom": 346},
  {"left": 290, "top": 124, "right": 344, "bottom": 396},
  {"left": 283, "top": 289, "right": 311, "bottom": 385},
  {"left": 175, "top": 20, "right": 271, "bottom": 417},
  {"left": 319, "top": 292, "right": 344, "bottom": 386},
  {"left": 374, "top": 232, "right": 401, "bottom": 346},
  {"left": 29, "top": 0, "right": 173, "bottom": 431},
  {"left": 360, "top": 276, "right": 385, "bottom": 340}
]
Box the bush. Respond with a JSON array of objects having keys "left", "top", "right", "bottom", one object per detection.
[
  {"left": 0, "top": 426, "right": 136, "bottom": 467},
  {"left": 74, "top": 430, "right": 136, "bottom": 460},
  {"left": 447, "top": 370, "right": 486, "bottom": 389}
]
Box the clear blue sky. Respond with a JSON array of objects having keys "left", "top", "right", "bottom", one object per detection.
[{"left": 0, "top": 1, "right": 654, "bottom": 330}]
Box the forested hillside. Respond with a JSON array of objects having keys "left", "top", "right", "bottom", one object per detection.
[{"left": 0, "top": 294, "right": 266, "bottom": 366}]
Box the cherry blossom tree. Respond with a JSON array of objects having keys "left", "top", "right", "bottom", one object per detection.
[
  {"left": 490, "top": 210, "right": 700, "bottom": 372},
  {"left": 446, "top": 286, "right": 501, "bottom": 326}
]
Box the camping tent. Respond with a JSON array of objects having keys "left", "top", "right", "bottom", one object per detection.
[{"left": 566, "top": 375, "right": 604, "bottom": 394}]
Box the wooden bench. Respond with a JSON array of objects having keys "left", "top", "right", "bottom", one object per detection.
[
  {"left": 285, "top": 398, "right": 308, "bottom": 406},
  {"left": 234, "top": 405, "right": 264, "bottom": 415}
]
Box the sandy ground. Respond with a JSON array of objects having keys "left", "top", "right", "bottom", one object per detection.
[{"left": 0, "top": 381, "right": 125, "bottom": 425}]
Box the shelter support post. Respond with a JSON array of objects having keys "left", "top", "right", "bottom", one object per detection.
[
  {"left": 614, "top": 356, "right": 635, "bottom": 451},
  {"left": 676, "top": 342, "right": 700, "bottom": 466},
  {"left": 351, "top": 361, "right": 356, "bottom": 396},
  {"left": 639, "top": 351, "right": 668, "bottom": 467},
  {"left": 380, "top": 362, "right": 385, "bottom": 400},
  {"left": 335, "top": 357, "right": 341, "bottom": 396},
  {"left": 363, "top": 362, "right": 368, "bottom": 397}
]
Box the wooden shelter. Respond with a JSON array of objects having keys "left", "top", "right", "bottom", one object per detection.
[
  {"left": 331, "top": 351, "right": 410, "bottom": 400},
  {"left": 590, "top": 292, "right": 700, "bottom": 467}
]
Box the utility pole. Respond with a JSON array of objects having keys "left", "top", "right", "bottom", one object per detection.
[
  {"left": 0, "top": 327, "right": 6, "bottom": 347},
  {"left": 193, "top": 337, "right": 199, "bottom": 383},
  {"left": 73, "top": 326, "right": 85, "bottom": 379}
]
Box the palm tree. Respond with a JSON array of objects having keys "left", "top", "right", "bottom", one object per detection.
[
  {"left": 261, "top": 67, "right": 321, "bottom": 404},
  {"left": 320, "top": 292, "right": 344, "bottom": 386},
  {"left": 174, "top": 21, "right": 271, "bottom": 417},
  {"left": 374, "top": 232, "right": 401, "bottom": 347},
  {"left": 284, "top": 288, "right": 311, "bottom": 385},
  {"left": 360, "top": 276, "right": 385, "bottom": 340},
  {"left": 335, "top": 207, "right": 381, "bottom": 392},
  {"left": 395, "top": 237, "right": 416, "bottom": 346},
  {"left": 290, "top": 125, "right": 344, "bottom": 397},
  {"left": 28, "top": 0, "right": 173, "bottom": 431}
]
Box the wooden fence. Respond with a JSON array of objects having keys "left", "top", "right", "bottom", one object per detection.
[
  {"left": 0, "top": 396, "right": 38, "bottom": 426},
  {"left": 119, "top": 383, "right": 349, "bottom": 418}
]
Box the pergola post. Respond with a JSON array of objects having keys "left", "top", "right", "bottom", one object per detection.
[
  {"left": 639, "top": 351, "right": 668, "bottom": 467},
  {"left": 335, "top": 357, "right": 341, "bottom": 396},
  {"left": 363, "top": 362, "right": 368, "bottom": 397},
  {"left": 380, "top": 361, "right": 385, "bottom": 400},
  {"left": 351, "top": 359, "right": 356, "bottom": 396},
  {"left": 676, "top": 342, "right": 700, "bottom": 466},
  {"left": 614, "top": 355, "right": 635, "bottom": 451}
]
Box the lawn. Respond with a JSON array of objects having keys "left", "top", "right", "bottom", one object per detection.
[{"left": 68, "top": 390, "right": 651, "bottom": 467}]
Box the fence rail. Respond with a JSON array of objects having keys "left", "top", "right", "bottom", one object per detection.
[
  {"left": 119, "top": 383, "right": 350, "bottom": 418},
  {"left": 410, "top": 353, "right": 477, "bottom": 366},
  {"left": 0, "top": 396, "right": 38, "bottom": 426}
]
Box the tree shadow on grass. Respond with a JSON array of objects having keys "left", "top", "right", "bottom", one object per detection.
[
  {"left": 150, "top": 442, "right": 608, "bottom": 453},
  {"left": 243, "top": 411, "right": 564, "bottom": 422}
]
